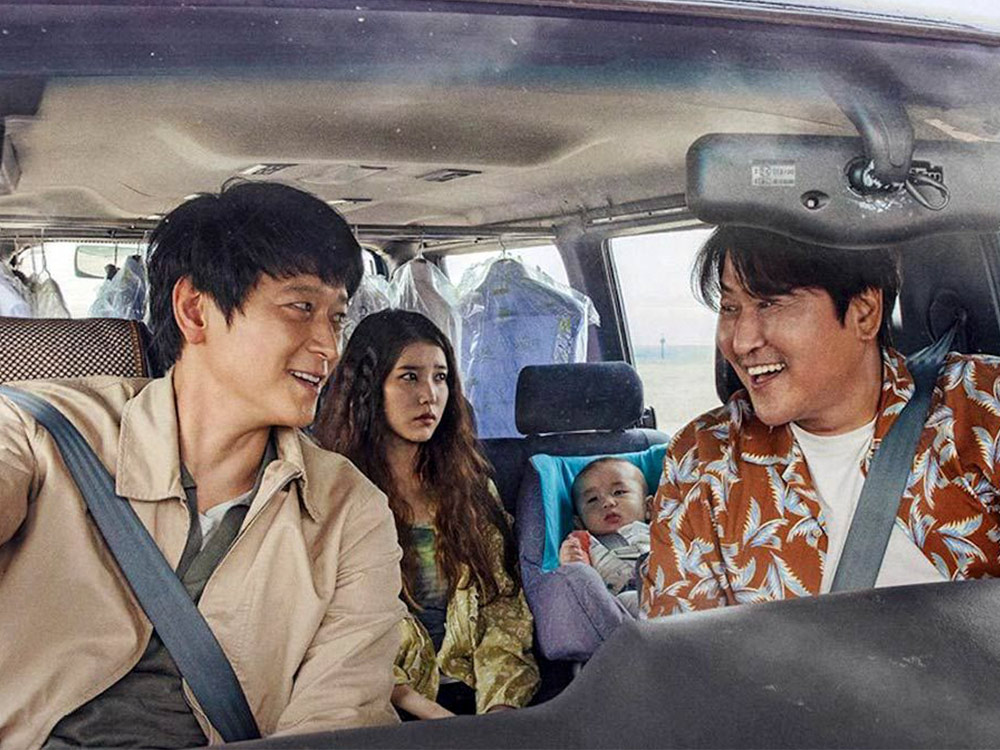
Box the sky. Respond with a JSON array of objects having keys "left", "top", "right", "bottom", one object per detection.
[{"left": 611, "top": 228, "right": 718, "bottom": 349}]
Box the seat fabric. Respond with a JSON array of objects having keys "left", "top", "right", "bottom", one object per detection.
[{"left": 0, "top": 317, "right": 158, "bottom": 383}]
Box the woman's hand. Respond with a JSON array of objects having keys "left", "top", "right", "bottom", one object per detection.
[
  {"left": 391, "top": 684, "right": 455, "bottom": 720},
  {"left": 559, "top": 532, "right": 591, "bottom": 565}
]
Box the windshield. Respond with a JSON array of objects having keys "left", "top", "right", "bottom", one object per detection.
[{"left": 638, "top": 0, "right": 1000, "bottom": 33}]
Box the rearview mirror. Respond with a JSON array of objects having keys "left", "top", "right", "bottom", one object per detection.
[{"left": 686, "top": 135, "right": 1000, "bottom": 248}]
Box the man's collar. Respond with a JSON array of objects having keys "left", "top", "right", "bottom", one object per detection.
[
  {"left": 872, "top": 347, "right": 916, "bottom": 443},
  {"left": 115, "top": 370, "right": 315, "bottom": 518},
  {"left": 115, "top": 373, "right": 183, "bottom": 500}
]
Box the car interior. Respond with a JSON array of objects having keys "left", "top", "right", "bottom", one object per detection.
[{"left": 4, "top": 0, "right": 1000, "bottom": 747}]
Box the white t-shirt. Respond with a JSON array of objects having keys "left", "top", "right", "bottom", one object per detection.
[
  {"left": 198, "top": 493, "right": 251, "bottom": 551},
  {"left": 789, "top": 419, "right": 944, "bottom": 593}
]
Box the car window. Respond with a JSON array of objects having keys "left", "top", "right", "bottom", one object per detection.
[
  {"left": 609, "top": 229, "right": 719, "bottom": 436},
  {"left": 443, "top": 245, "right": 568, "bottom": 288}
]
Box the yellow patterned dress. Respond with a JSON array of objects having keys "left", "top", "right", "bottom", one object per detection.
[{"left": 393, "top": 519, "right": 540, "bottom": 714}]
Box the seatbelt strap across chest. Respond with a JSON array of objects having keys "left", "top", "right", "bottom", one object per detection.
[
  {"left": 830, "top": 327, "right": 956, "bottom": 593},
  {"left": 0, "top": 385, "right": 261, "bottom": 742}
]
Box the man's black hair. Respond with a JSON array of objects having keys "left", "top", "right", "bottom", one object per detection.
[
  {"left": 147, "top": 181, "right": 364, "bottom": 368},
  {"left": 693, "top": 226, "right": 901, "bottom": 348}
]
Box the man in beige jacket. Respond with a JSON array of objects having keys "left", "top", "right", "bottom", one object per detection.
[{"left": 0, "top": 182, "right": 405, "bottom": 749}]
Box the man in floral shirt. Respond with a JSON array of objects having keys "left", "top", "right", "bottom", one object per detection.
[{"left": 641, "top": 226, "right": 1000, "bottom": 618}]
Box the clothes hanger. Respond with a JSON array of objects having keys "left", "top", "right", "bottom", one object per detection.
[{"left": 38, "top": 234, "right": 53, "bottom": 281}]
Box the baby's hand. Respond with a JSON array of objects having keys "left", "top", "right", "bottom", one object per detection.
[{"left": 559, "top": 531, "right": 592, "bottom": 566}]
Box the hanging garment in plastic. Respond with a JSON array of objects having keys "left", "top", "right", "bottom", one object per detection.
[
  {"left": 459, "top": 257, "right": 600, "bottom": 439},
  {"left": 390, "top": 258, "right": 462, "bottom": 358},
  {"left": 19, "top": 246, "right": 71, "bottom": 318},
  {"left": 89, "top": 255, "right": 147, "bottom": 320},
  {"left": 344, "top": 274, "right": 392, "bottom": 343},
  {"left": 0, "top": 262, "right": 33, "bottom": 317},
  {"left": 28, "top": 273, "right": 71, "bottom": 318},
  {"left": 88, "top": 266, "right": 117, "bottom": 317}
]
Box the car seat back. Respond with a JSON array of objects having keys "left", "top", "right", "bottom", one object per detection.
[
  {"left": 483, "top": 362, "right": 665, "bottom": 512},
  {"left": 0, "top": 316, "right": 159, "bottom": 382},
  {"left": 484, "top": 361, "right": 668, "bottom": 662}
]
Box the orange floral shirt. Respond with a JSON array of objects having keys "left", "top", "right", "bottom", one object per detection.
[{"left": 641, "top": 349, "right": 1000, "bottom": 618}]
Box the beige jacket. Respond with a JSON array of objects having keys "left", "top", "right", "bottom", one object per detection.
[{"left": 0, "top": 374, "right": 405, "bottom": 749}]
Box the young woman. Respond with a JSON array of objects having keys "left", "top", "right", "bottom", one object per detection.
[{"left": 314, "top": 309, "right": 539, "bottom": 719}]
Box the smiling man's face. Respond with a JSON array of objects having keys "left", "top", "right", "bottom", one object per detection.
[
  {"left": 716, "top": 255, "right": 880, "bottom": 434},
  {"left": 199, "top": 273, "right": 349, "bottom": 430}
]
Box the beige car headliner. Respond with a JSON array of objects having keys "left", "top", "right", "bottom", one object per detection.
[{"left": 0, "top": 77, "right": 882, "bottom": 228}]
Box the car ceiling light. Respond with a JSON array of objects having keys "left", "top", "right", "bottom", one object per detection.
[
  {"left": 239, "top": 163, "right": 298, "bottom": 176},
  {"left": 327, "top": 198, "right": 372, "bottom": 206},
  {"left": 300, "top": 164, "right": 389, "bottom": 186},
  {"left": 418, "top": 168, "right": 482, "bottom": 183}
]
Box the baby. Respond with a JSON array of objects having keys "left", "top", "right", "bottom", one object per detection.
[{"left": 558, "top": 457, "right": 653, "bottom": 616}]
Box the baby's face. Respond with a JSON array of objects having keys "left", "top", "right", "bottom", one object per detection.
[{"left": 573, "top": 462, "right": 649, "bottom": 536}]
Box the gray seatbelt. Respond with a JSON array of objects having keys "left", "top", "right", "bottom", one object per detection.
[
  {"left": 0, "top": 385, "right": 261, "bottom": 742},
  {"left": 830, "top": 327, "right": 957, "bottom": 593},
  {"left": 594, "top": 532, "right": 629, "bottom": 552}
]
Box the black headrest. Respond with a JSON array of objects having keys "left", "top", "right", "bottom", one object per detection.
[
  {"left": 715, "top": 347, "right": 743, "bottom": 404},
  {"left": 515, "top": 362, "right": 644, "bottom": 435},
  {"left": 0, "top": 317, "right": 157, "bottom": 383}
]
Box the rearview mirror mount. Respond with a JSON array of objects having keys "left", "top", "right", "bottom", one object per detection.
[{"left": 686, "top": 134, "right": 1000, "bottom": 248}]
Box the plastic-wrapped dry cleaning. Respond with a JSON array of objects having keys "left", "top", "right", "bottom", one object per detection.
[
  {"left": 89, "top": 255, "right": 148, "bottom": 320},
  {"left": 344, "top": 273, "right": 391, "bottom": 343},
  {"left": 457, "top": 256, "right": 600, "bottom": 439},
  {"left": 389, "top": 257, "right": 463, "bottom": 361}
]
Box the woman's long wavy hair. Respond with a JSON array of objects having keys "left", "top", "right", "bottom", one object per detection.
[{"left": 314, "top": 309, "right": 519, "bottom": 606}]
